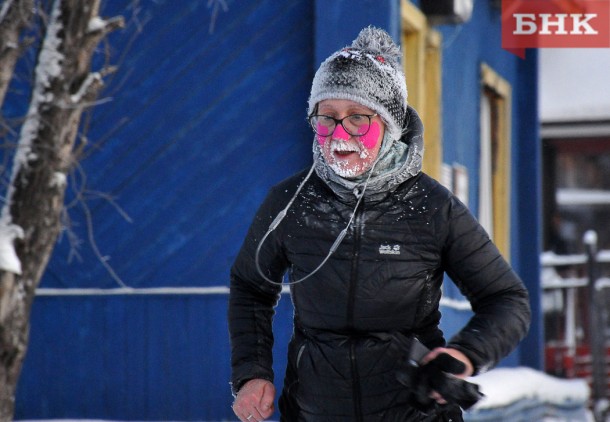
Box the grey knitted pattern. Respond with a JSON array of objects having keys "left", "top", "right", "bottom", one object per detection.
[{"left": 308, "top": 27, "right": 408, "bottom": 140}]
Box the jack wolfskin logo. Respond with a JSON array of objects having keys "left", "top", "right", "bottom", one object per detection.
[{"left": 379, "top": 244, "right": 401, "bottom": 255}]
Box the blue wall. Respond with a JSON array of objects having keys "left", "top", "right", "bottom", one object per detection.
[
  {"left": 11, "top": 0, "right": 540, "bottom": 420},
  {"left": 14, "top": 0, "right": 313, "bottom": 420}
]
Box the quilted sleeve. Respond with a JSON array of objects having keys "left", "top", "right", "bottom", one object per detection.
[
  {"left": 228, "top": 185, "right": 289, "bottom": 394},
  {"left": 437, "top": 196, "right": 531, "bottom": 374}
]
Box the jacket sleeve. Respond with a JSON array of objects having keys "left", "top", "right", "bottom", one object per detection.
[
  {"left": 228, "top": 186, "right": 288, "bottom": 394},
  {"left": 437, "top": 196, "right": 531, "bottom": 375}
]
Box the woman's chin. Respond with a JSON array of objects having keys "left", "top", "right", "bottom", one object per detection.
[{"left": 329, "top": 160, "right": 365, "bottom": 178}]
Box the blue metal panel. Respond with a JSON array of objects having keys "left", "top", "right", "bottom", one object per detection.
[
  {"left": 18, "top": 294, "right": 295, "bottom": 420},
  {"left": 42, "top": 0, "right": 314, "bottom": 290},
  {"left": 16, "top": 0, "right": 313, "bottom": 420},
  {"left": 313, "top": 0, "right": 402, "bottom": 65}
]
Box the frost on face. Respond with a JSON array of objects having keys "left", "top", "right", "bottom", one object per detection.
[
  {"left": 329, "top": 160, "right": 362, "bottom": 179},
  {"left": 326, "top": 138, "right": 374, "bottom": 178}
]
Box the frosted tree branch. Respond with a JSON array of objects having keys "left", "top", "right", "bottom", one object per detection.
[
  {"left": 80, "top": 199, "right": 127, "bottom": 288},
  {"left": 0, "top": 0, "right": 14, "bottom": 24},
  {"left": 207, "top": 0, "right": 228, "bottom": 34}
]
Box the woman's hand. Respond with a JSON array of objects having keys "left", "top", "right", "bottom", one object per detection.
[
  {"left": 422, "top": 347, "right": 474, "bottom": 405},
  {"left": 232, "top": 378, "right": 276, "bottom": 422},
  {"left": 422, "top": 347, "right": 474, "bottom": 378}
]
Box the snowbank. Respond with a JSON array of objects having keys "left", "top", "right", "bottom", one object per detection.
[
  {"left": 465, "top": 367, "right": 592, "bottom": 421},
  {"left": 471, "top": 367, "right": 589, "bottom": 409}
]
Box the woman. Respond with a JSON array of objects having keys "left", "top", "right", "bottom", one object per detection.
[{"left": 228, "top": 26, "right": 531, "bottom": 421}]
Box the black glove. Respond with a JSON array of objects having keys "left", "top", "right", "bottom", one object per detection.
[{"left": 396, "top": 341, "right": 484, "bottom": 413}]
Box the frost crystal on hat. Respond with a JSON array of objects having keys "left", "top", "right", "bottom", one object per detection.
[{"left": 308, "top": 26, "right": 408, "bottom": 140}]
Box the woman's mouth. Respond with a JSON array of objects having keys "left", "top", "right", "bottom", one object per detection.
[{"left": 330, "top": 140, "right": 360, "bottom": 158}]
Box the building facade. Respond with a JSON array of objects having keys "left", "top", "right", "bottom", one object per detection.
[{"left": 12, "top": 0, "right": 541, "bottom": 419}]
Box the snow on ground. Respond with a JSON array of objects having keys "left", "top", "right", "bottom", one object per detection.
[
  {"left": 471, "top": 366, "right": 589, "bottom": 409},
  {"left": 17, "top": 367, "right": 592, "bottom": 421}
]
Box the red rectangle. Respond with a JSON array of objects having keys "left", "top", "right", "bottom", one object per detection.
[{"left": 502, "top": 0, "right": 610, "bottom": 57}]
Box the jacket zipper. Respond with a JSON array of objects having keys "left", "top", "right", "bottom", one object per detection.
[
  {"left": 347, "top": 202, "right": 364, "bottom": 420},
  {"left": 413, "top": 271, "right": 434, "bottom": 327},
  {"left": 350, "top": 339, "right": 363, "bottom": 422},
  {"left": 346, "top": 203, "right": 363, "bottom": 328}
]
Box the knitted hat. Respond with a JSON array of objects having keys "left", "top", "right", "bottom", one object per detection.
[{"left": 308, "top": 26, "right": 408, "bottom": 141}]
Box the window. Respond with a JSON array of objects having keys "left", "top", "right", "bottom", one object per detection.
[
  {"left": 401, "top": 0, "right": 443, "bottom": 179},
  {"left": 480, "top": 63, "right": 512, "bottom": 260}
]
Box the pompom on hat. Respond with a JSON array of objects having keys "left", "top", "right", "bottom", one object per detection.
[{"left": 308, "top": 26, "right": 408, "bottom": 141}]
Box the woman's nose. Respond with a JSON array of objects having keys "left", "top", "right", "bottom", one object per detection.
[{"left": 333, "top": 124, "right": 350, "bottom": 140}]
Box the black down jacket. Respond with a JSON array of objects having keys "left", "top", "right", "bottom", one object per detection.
[{"left": 229, "top": 170, "right": 531, "bottom": 421}]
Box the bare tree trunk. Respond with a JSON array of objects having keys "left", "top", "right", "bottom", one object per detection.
[
  {"left": 0, "top": 1, "right": 123, "bottom": 419},
  {"left": 0, "top": 0, "right": 35, "bottom": 106}
]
